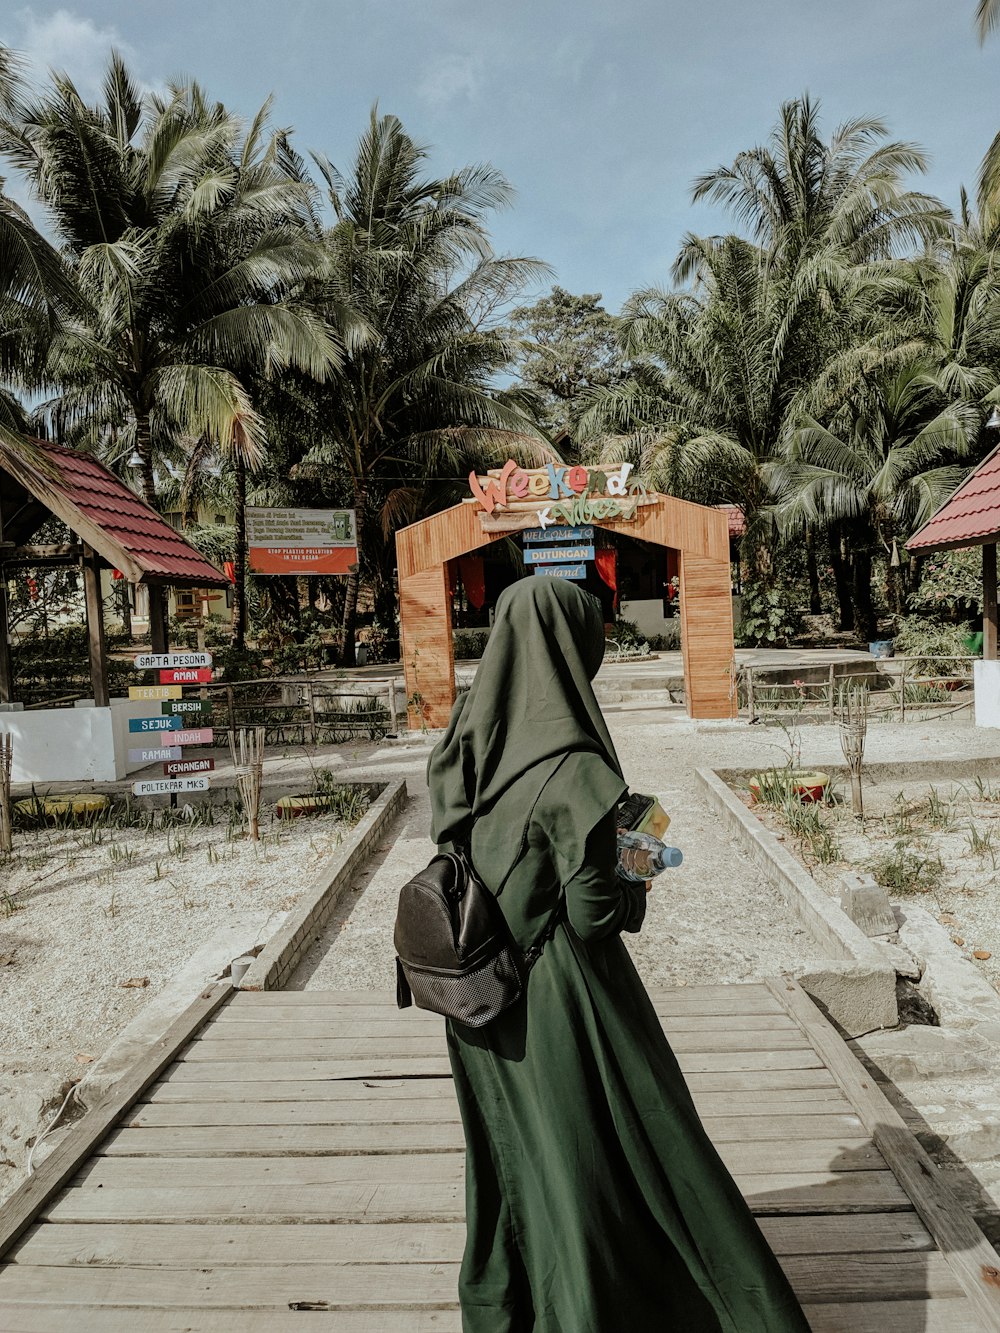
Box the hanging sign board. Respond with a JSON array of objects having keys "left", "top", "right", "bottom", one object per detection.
[
  {"left": 129, "top": 684, "right": 183, "bottom": 701},
  {"left": 129, "top": 716, "right": 183, "bottom": 734},
  {"left": 159, "top": 667, "right": 213, "bottom": 685},
  {"left": 135, "top": 652, "right": 213, "bottom": 669},
  {"left": 128, "top": 746, "right": 182, "bottom": 764},
  {"left": 523, "top": 526, "right": 594, "bottom": 544},
  {"left": 132, "top": 776, "right": 210, "bottom": 797},
  {"left": 161, "top": 699, "right": 213, "bottom": 717},
  {"left": 247, "top": 507, "right": 358, "bottom": 575},
  {"left": 524, "top": 545, "right": 595, "bottom": 565},
  {"left": 164, "top": 757, "right": 215, "bottom": 776},
  {"left": 533, "top": 564, "right": 587, "bottom": 581},
  {"left": 467, "top": 462, "right": 658, "bottom": 533}
]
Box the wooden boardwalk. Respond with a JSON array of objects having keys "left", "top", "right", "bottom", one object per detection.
[{"left": 2, "top": 978, "right": 999, "bottom": 1331}]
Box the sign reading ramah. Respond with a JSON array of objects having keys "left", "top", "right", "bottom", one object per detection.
[{"left": 467, "top": 462, "right": 656, "bottom": 532}]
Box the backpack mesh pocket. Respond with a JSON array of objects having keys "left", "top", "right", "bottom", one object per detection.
[{"left": 401, "top": 946, "right": 524, "bottom": 1027}]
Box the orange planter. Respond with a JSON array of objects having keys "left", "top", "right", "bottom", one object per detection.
[{"left": 748, "top": 770, "right": 830, "bottom": 804}]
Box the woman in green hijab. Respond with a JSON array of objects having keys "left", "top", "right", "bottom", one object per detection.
[{"left": 428, "top": 577, "right": 808, "bottom": 1332}]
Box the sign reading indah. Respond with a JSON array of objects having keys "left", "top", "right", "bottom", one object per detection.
[{"left": 467, "top": 462, "right": 654, "bottom": 531}]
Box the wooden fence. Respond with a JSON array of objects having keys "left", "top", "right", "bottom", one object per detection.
[
  {"left": 741, "top": 656, "right": 975, "bottom": 723},
  {"left": 194, "top": 676, "right": 404, "bottom": 745}
]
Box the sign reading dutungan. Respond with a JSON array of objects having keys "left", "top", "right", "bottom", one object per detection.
[{"left": 246, "top": 507, "right": 358, "bottom": 575}]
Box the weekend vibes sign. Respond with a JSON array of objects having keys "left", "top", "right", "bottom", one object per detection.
[{"left": 467, "top": 461, "right": 656, "bottom": 531}]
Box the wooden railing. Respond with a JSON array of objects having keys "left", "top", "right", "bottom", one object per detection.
[
  {"left": 193, "top": 676, "right": 404, "bottom": 744},
  {"left": 741, "top": 656, "right": 975, "bottom": 723}
]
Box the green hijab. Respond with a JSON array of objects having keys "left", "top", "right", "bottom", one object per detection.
[{"left": 428, "top": 576, "right": 626, "bottom": 883}]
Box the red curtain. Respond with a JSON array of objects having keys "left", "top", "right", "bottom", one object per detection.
[
  {"left": 223, "top": 560, "right": 236, "bottom": 585},
  {"left": 595, "top": 547, "right": 618, "bottom": 609},
  {"left": 458, "top": 555, "right": 486, "bottom": 610}
]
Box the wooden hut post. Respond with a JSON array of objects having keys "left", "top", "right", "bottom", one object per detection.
[
  {"left": 399, "top": 565, "right": 455, "bottom": 730},
  {"left": 678, "top": 551, "right": 737, "bottom": 720},
  {"left": 984, "top": 543, "right": 998, "bottom": 662},
  {"left": 81, "top": 545, "right": 110, "bottom": 707},
  {"left": 0, "top": 572, "right": 12, "bottom": 704},
  {"left": 148, "top": 586, "right": 169, "bottom": 656}
]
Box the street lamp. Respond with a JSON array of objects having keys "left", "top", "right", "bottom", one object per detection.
[
  {"left": 987, "top": 407, "right": 1000, "bottom": 431},
  {"left": 127, "top": 449, "right": 143, "bottom": 470}
]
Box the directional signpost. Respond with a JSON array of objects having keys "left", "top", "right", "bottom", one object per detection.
[
  {"left": 133, "top": 776, "right": 210, "bottom": 797},
  {"left": 523, "top": 525, "right": 595, "bottom": 583},
  {"left": 130, "top": 651, "right": 216, "bottom": 800}
]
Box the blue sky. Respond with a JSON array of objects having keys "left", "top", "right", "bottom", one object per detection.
[{"left": 2, "top": 2, "right": 999, "bottom": 313}]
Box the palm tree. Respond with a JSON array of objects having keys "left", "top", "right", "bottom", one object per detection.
[
  {"left": 770, "top": 364, "right": 975, "bottom": 638},
  {"left": 682, "top": 95, "right": 950, "bottom": 281},
  {"left": 305, "top": 110, "right": 550, "bottom": 663},
  {"left": 0, "top": 53, "right": 342, "bottom": 646},
  {"left": 978, "top": 1, "right": 999, "bottom": 41}
]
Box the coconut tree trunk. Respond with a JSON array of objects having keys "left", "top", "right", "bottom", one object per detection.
[
  {"left": 852, "top": 548, "right": 877, "bottom": 643},
  {"left": 232, "top": 455, "right": 248, "bottom": 651},
  {"left": 805, "top": 525, "right": 821, "bottom": 615},
  {"left": 119, "top": 579, "right": 133, "bottom": 641},
  {"left": 136, "top": 410, "right": 169, "bottom": 650},
  {"left": 829, "top": 524, "right": 853, "bottom": 631},
  {"left": 339, "top": 486, "right": 366, "bottom": 667}
]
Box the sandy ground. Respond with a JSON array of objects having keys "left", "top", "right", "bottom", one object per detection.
[
  {"left": 0, "top": 777, "right": 365, "bottom": 1203},
  {"left": 752, "top": 767, "right": 1000, "bottom": 993}
]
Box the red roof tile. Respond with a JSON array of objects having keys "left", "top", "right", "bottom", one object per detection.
[
  {"left": 10, "top": 443, "right": 228, "bottom": 586},
  {"left": 908, "top": 445, "right": 1000, "bottom": 553},
  {"left": 718, "top": 504, "right": 746, "bottom": 539}
]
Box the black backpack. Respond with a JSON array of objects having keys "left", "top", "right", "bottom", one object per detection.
[{"left": 394, "top": 842, "right": 562, "bottom": 1028}]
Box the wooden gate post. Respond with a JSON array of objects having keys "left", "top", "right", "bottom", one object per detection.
[
  {"left": 400, "top": 565, "right": 456, "bottom": 730},
  {"left": 678, "top": 551, "right": 736, "bottom": 720}
]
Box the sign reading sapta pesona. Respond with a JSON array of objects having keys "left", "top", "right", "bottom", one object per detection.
[
  {"left": 466, "top": 461, "right": 656, "bottom": 532},
  {"left": 246, "top": 508, "right": 358, "bottom": 575},
  {"left": 135, "top": 653, "right": 212, "bottom": 669}
]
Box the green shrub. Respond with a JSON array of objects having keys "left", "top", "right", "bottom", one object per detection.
[
  {"left": 869, "top": 840, "right": 944, "bottom": 895},
  {"left": 735, "top": 583, "right": 800, "bottom": 647},
  {"left": 454, "top": 629, "right": 491, "bottom": 659}
]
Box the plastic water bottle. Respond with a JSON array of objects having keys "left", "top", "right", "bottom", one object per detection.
[{"left": 617, "top": 830, "right": 683, "bottom": 882}]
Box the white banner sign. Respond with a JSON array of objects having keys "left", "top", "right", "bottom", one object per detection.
[
  {"left": 246, "top": 508, "right": 356, "bottom": 548},
  {"left": 132, "top": 776, "right": 210, "bottom": 797},
  {"left": 134, "top": 652, "right": 213, "bottom": 669}
]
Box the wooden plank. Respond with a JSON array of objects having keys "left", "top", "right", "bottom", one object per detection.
[
  {"left": 232, "top": 984, "right": 781, "bottom": 1011},
  {"left": 166, "top": 1049, "right": 825, "bottom": 1080},
  {"left": 210, "top": 1009, "right": 795, "bottom": 1033},
  {"left": 155, "top": 1064, "right": 838, "bottom": 1095},
  {"left": 45, "top": 1172, "right": 909, "bottom": 1224},
  {"left": 0, "top": 1301, "right": 976, "bottom": 1333},
  {"left": 803, "top": 1301, "right": 973, "bottom": 1333},
  {"left": 75, "top": 1140, "right": 886, "bottom": 1188},
  {"left": 148, "top": 1077, "right": 459, "bottom": 1103},
  {"left": 0, "top": 1252, "right": 965, "bottom": 1308},
  {"left": 188, "top": 1028, "right": 811, "bottom": 1055},
  {"left": 9, "top": 1213, "right": 934, "bottom": 1269},
  {"left": 100, "top": 1113, "right": 867, "bottom": 1156},
  {"left": 0, "top": 983, "right": 232, "bottom": 1262},
  {"left": 0, "top": 1312, "right": 462, "bottom": 1333},
  {"left": 780, "top": 1251, "right": 963, "bottom": 1302},
  {"left": 767, "top": 976, "right": 1000, "bottom": 1329},
  {"left": 127, "top": 1092, "right": 856, "bottom": 1127},
  {"left": 0, "top": 1262, "right": 463, "bottom": 1309}
]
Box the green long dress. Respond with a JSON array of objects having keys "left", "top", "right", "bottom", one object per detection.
[{"left": 428, "top": 578, "right": 809, "bottom": 1333}]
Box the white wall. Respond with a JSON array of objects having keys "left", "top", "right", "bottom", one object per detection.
[
  {"left": 975, "top": 659, "right": 1000, "bottom": 728},
  {"left": 1, "top": 698, "right": 154, "bottom": 783}
]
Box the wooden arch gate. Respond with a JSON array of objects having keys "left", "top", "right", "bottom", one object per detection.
[{"left": 396, "top": 494, "right": 736, "bottom": 729}]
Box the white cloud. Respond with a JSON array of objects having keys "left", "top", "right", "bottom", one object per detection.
[
  {"left": 417, "top": 51, "right": 483, "bottom": 111},
  {"left": 4, "top": 8, "right": 140, "bottom": 100}
]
